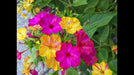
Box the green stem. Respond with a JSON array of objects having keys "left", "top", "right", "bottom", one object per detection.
[
  {"left": 91, "top": 38, "right": 100, "bottom": 45},
  {"left": 64, "top": 33, "right": 69, "bottom": 41}
]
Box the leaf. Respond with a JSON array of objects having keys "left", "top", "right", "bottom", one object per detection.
[
  {"left": 31, "top": 48, "right": 38, "bottom": 57},
  {"left": 66, "top": 67, "right": 79, "bottom": 75},
  {"left": 99, "top": 25, "right": 109, "bottom": 42},
  {"left": 97, "top": 0, "right": 110, "bottom": 11},
  {"left": 108, "top": 59, "right": 117, "bottom": 73},
  {"left": 85, "top": 0, "right": 99, "bottom": 9},
  {"left": 96, "top": 47, "right": 108, "bottom": 63},
  {"left": 82, "top": 12, "right": 116, "bottom": 38},
  {"left": 80, "top": 59, "right": 88, "bottom": 71},
  {"left": 40, "top": 0, "right": 52, "bottom": 9},
  {"left": 72, "top": 0, "right": 88, "bottom": 7}
]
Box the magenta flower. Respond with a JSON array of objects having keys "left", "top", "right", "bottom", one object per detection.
[
  {"left": 26, "top": 33, "right": 40, "bottom": 38},
  {"left": 17, "top": 50, "right": 21, "bottom": 60},
  {"left": 80, "top": 47, "right": 98, "bottom": 66},
  {"left": 28, "top": 12, "right": 45, "bottom": 27},
  {"left": 30, "top": 69, "right": 38, "bottom": 75},
  {"left": 76, "top": 29, "right": 94, "bottom": 55},
  {"left": 39, "top": 13, "right": 62, "bottom": 35},
  {"left": 55, "top": 43, "right": 81, "bottom": 70}
]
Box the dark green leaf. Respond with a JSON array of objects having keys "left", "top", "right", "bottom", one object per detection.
[
  {"left": 40, "top": 0, "right": 52, "bottom": 9},
  {"left": 72, "top": 0, "right": 88, "bottom": 7},
  {"left": 82, "top": 12, "right": 116, "bottom": 38},
  {"left": 96, "top": 47, "right": 108, "bottom": 62},
  {"left": 49, "top": 71, "right": 58, "bottom": 75},
  {"left": 99, "top": 25, "right": 109, "bottom": 42},
  {"left": 108, "top": 59, "right": 117, "bottom": 73},
  {"left": 97, "top": 0, "right": 110, "bottom": 11}
]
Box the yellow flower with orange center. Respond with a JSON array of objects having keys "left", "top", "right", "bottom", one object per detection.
[
  {"left": 92, "top": 61, "right": 112, "bottom": 75},
  {"left": 17, "top": 27, "right": 27, "bottom": 42},
  {"left": 112, "top": 45, "right": 117, "bottom": 54},
  {"left": 39, "top": 34, "right": 61, "bottom": 59},
  {"left": 59, "top": 17, "right": 82, "bottom": 34},
  {"left": 45, "top": 57, "right": 61, "bottom": 71}
]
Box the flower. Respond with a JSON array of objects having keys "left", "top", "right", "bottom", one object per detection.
[
  {"left": 39, "top": 34, "right": 61, "bottom": 59},
  {"left": 23, "top": 0, "right": 34, "bottom": 12},
  {"left": 30, "top": 69, "right": 38, "bottom": 75},
  {"left": 17, "top": 27, "right": 27, "bottom": 42},
  {"left": 34, "top": 6, "right": 40, "bottom": 13},
  {"left": 80, "top": 48, "right": 98, "bottom": 66},
  {"left": 92, "top": 61, "right": 112, "bottom": 75},
  {"left": 28, "top": 12, "right": 62, "bottom": 35},
  {"left": 112, "top": 45, "right": 117, "bottom": 54},
  {"left": 45, "top": 57, "right": 61, "bottom": 71},
  {"left": 59, "top": 17, "right": 82, "bottom": 34},
  {"left": 22, "top": 13, "right": 27, "bottom": 19},
  {"left": 55, "top": 43, "right": 81, "bottom": 70},
  {"left": 22, "top": 56, "right": 31, "bottom": 75},
  {"left": 76, "top": 29, "right": 93, "bottom": 55},
  {"left": 17, "top": 6, "right": 21, "bottom": 13},
  {"left": 39, "top": 13, "right": 62, "bottom": 35},
  {"left": 26, "top": 33, "right": 40, "bottom": 38},
  {"left": 17, "top": 50, "right": 21, "bottom": 60}
]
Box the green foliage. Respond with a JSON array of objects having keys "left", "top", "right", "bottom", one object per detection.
[
  {"left": 72, "top": 0, "right": 88, "bottom": 7},
  {"left": 65, "top": 67, "right": 79, "bottom": 75},
  {"left": 108, "top": 59, "right": 117, "bottom": 75}
]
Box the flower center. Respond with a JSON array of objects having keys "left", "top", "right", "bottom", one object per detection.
[
  {"left": 66, "top": 53, "right": 70, "bottom": 57},
  {"left": 49, "top": 24, "right": 54, "bottom": 29}
]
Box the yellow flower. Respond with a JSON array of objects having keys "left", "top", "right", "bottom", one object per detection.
[
  {"left": 34, "top": 6, "right": 40, "bottom": 13},
  {"left": 45, "top": 57, "right": 61, "bottom": 71},
  {"left": 23, "top": 0, "right": 33, "bottom": 12},
  {"left": 17, "top": 27, "right": 27, "bottom": 42},
  {"left": 35, "top": 40, "right": 40, "bottom": 44},
  {"left": 17, "top": 6, "right": 21, "bottom": 13},
  {"left": 59, "top": 17, "right": 82, "bottom": 34},
  {"left": 39, "top": 34, "right": 61, "bottom": 59},
  {"left": 22, "top": 56, "right": 31, "bottom": 75},
  {"left": 92, "top": 61, "right": 112, "bottom": 75},
  {"left": 112, "top": 45, "right": 117, "bottom": 54}
]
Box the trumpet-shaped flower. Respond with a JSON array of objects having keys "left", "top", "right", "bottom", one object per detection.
[
  {"left": 39, "top": 34, "right": 61, "bottom": 59},
  {"left": 59, "top": 17, "right": 82, "bottom": 34},
  {"left": 55, "top": 43, "right": 81, "bottom": 70},
  {"left": 80, "top": 48, "right": 97, "bottom": 66},
  {"left": 92, "top": 61, "right": 112, "bottom": 75},
  {"left": 45, "top": 57, "right": 61, "bottom": 71},
  {"left": 112, "top": 45, "right": 117, "bottom": 54},
  {"left": 17, "top": 27, "right": 27, "bottom": 42},
  {"left": 28, "top": 12, "right": 62, "bottom": 35},
  {"left": 76, "top": 29, "right": 94, "bottom": 55}
]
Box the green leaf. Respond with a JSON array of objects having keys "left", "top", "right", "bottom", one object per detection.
[
  {"left": 82, "top": 12, "right": 116, "bottom": 38},
  {"left": 96, "top": 47, "right": 108, "bottom": 62},
  {"left": 40, "top": 0, "right": 52, "bottom": 9},
  {"left": 99, "top": 25, "right": 109, "bottom": 42},
  {"left": 97, "top": 0, "right": 110, "bottom": 11},
  {"left": 31, "top": 48, "right": 38, "bottom": 57},
  {"left": 85, "top": 0, "right": 99, "bottom": 9},
  {"left": 108, "top": 59, "right": 117, "bottom": 73},
  {"left": 72, "top": 0, "right": 88, "bottom": 7},
  {"left": 65, "top": 67, "right": 79, "bottom": 75}
]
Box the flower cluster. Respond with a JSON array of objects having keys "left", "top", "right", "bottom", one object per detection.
[{"left": 17, "top": 1, "right": 117, "bottom": 74}]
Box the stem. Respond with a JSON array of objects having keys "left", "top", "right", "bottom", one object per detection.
[
  {"left": 91, "top": 38, "right": 100, "bottom": 45},
  {"left": 20, "top": 48, "right": 29, "bottom": 54},
  {"left": 64, "top": 32, "right": 69, "bottom": 41}
]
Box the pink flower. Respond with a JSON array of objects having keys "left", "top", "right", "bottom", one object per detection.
[
  {"left": 80, "top": 48, "right": 98, "bottom": 66},
  {"left": 76, "top": 29, "right": 94, "bottom": 55},
  {"left": 30, "top": 69, "right": 38, "bottom": 75},
  {"left": 55, "top": 43, "right": 81, "bottom": 70},
  {"left": 26, "top": 33, "right": 40, "bottom": 38},
  {"left": 17, "top": 50, "right": 21, "bottom": 60},
  {"left": 28, "top": 12, "right": 45, "bottom": 27},
  {"left": 39, "top": 13, "right": 62, "bottom": 35}
]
